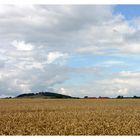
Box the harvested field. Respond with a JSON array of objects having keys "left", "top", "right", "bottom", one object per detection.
[{"left": 0, "top": 99, "right": 140, "bottom": 135}]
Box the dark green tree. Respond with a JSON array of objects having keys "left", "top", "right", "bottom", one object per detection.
[{"left": 117, "top": 95, "right": 123, "bottom": 99}]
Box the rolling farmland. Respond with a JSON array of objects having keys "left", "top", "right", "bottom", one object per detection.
[{"left": 0, "top": 99, "right": 140, "bottom": 135}]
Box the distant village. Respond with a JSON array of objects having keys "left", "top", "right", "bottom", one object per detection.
[
  {"left": 84, "top": 95, "right": 140, "bottom": 99},
  {"left": 84, "top": 96, "right": 110, "bottom": 99}
]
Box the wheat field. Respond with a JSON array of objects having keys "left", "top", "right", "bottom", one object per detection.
[{"left": 0, "top": 99, "right": 140, "bottom": 135}]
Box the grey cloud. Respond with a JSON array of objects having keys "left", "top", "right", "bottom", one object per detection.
[{"left": 0, "top": 5, "right": 114, "bottom": 52}]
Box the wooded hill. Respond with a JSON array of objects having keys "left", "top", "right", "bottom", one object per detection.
[{"left": 15, "top": 92, "right": 77, "bottom": 99}]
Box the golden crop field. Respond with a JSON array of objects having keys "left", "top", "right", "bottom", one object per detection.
[{"left": 0, "top": 99, "right": 140, "bottom": 135}]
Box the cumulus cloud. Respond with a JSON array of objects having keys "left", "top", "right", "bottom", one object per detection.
[
  {"left": 118, "top": 88, "right": 128, "bottom": 95},
  {"left": 47, "top": 52, "right": 68, "bottom": 64},
  {"left": 121, "top": 43, "right": 140, "bottom": 54},
  {"left": 11, "top": 40, "right": 34, "bottom": 51}
]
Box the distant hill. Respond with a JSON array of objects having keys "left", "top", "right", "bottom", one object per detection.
[{"left": 15, "top": 92, "right": 77, "bottom": 99}]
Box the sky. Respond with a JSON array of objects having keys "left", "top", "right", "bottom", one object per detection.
[{"left": 0, "top": 5, "right": 140, "bottom": 98}]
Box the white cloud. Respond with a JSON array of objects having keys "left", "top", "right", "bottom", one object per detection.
[
  {"left": 118, "top": 88, "right": 128, "bottom": 95},
  {"left": 11, "top": 40, "right": 34, "bottom": 51},
  {"left": 59, "top": 87, "right": 66, "bottom": 94},
  {"left": 47, "top": 52, "right": 68, "bottom": 64},
  {"left": 93, "top": 71, "right": 140, "bottom": 97},
  {"left": 101, "top": 60, "right": 125, "bottom": 66},
  {"left": 122, "top": 43, "right": 140, "bottom": 54}
]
